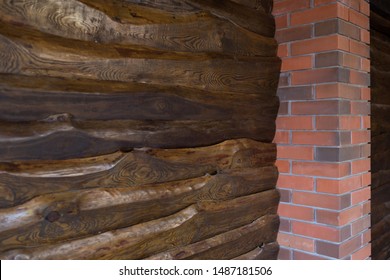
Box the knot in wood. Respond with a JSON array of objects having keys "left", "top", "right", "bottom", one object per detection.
[{"left": 45, "top": 211, "right": 61, "bottom": 223}]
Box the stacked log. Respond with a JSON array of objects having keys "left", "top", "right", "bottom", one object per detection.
[
  {"left": 371, "top": 0, "right": 390, "bottom": 260},
  {"left": 0, "top": 0, "right": 280, "bottom": 259}
]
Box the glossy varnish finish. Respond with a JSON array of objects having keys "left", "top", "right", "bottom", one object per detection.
[
  {"left": 0, "top": 0, "right": 280, "bottom": 259},
  {"left": 371, "top": 0, "right": 390, "bottom": 260}
]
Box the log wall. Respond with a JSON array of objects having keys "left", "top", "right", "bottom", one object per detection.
[
  {"left": 0, "top": 0, "right": 280, "bottom": 259},
  {"left": 371, "top": 0, "right": 390, "bottom": 260}
]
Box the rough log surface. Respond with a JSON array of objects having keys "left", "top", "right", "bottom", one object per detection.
[
  {"left": 371, "top": 0, "right": 390, "bottom": 260},
  {"left": 0, "top": 0, "right": 280, "bottom": 259}
]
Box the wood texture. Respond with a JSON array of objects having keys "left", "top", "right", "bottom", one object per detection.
[
  {"left": 0, "top": 0, "right": 280, "bottom": 259},
  {"left": 371, "top": 0, "right": 390, "bottom": 260}
]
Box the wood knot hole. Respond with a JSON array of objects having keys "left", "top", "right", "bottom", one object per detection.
[{"left": 45, "top": 211, "right": 61, "bottom": 223}]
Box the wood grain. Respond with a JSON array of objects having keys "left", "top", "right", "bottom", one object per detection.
[
  {"left": 0, "top": 192, "right": 278, "bottom": 259},
  {"left": 0, "top": 0, "right": 277, "bottom": 57},
  {"left": 0, "top": 74, "right": 278, "bottom": 122},
  {"left": 0, "top": 167, "right": 277, "bottom": 250},
  {"left": 145, "top": 215, "right": 279, "bottom": 260},
  {"left": 0, "top": 139, "right": 275, "bottom": 207},
  {"left": 233, "top": 242, "right": 279, "bottom": 260},
  {"left": 0, "top": 0, "right": 280, "bottom": 259}
]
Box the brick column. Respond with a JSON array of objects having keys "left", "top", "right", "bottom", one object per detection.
[{"left": 273, "top": 0, "right": 371, "bottom": 259}]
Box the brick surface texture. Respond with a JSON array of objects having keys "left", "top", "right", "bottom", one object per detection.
[{"left": 273, "top": 0, "right": 371, "bottom": 260}]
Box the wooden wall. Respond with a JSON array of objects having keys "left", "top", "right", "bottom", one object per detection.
[
  {"left": 0, "top": 0, "right": 280, "bottom": 259},
  {"left": 371, "top": 0, "right": 390, "bottom": 260}
]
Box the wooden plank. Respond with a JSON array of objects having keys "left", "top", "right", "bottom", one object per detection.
[
  {"left": 0, "top": 117, "right": 276, "bottom": 161},
  {"left": 0, "top": 191, "right": 278, "bottom": 259},
  {"left": 0, "top": 75, "right": 278, "bottom": 122},
  {"left": 145, "top": 215, "right": 278, "bottom": 259},
  {"left": 0, "top": 151, "right": 215, "bottom": 207},
  {"left": 0, "top": 139, "right": 276, "bottom": 207},
  {"left": 0, "top": 33, "right": 280, "bottom": 94},
  {"left": 0, "top": 167, "right": 277, "bottom": 250},
  {"left": 233, "top": 242, "right": 279, "bottom": 260},
  {"left": 371, "top": 214, "right": 390, "bottom": 260},
  {"left": 0, "top": 1, "right": 276, "bottom": 57},
  {"left": 186, "top": 0, "right": 275, "bottom": 37}
]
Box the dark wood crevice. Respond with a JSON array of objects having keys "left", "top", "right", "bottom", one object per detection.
[{"left": 371, "top": 0, "right": 390, "bottom": 260}]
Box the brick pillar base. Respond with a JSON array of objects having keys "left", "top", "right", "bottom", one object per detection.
[{"left": 273, "top": 0, "right": 371, "bottom": 260}]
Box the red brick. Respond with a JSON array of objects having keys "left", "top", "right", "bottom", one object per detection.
[
  {"left": 278, "top": 102, "right": 289, "bottom": 115},
  {"left": 362, "top": 201, "right": 370, "bottom": 215},
  {"left": 293, "top": 191, "right": 351, "bottom": 210},
  {"left": 349, "top": 8, "right": 369, "bottom": 29},
  {"left": 279, "top": 218, "right": 291, "bottom": 232},
  {"left": 278, "top": 203, "right": 315, "bottom": 221},
  {"left": 292, "top": 221, "right": 349, "bottom": 242},
  {"left": 273, "top": 130, "right": 289, "bottom": 144},
  {"left": 278, "top": 232, "right": 315, "bottom": 252},
  {"left": 316, "top": 83, "right": 361, "bottom": 99},
  {"left": 316, "top": 235, "right": 362, "bottom": 258},
  {"left": 276, "top": 25, "right": 313, "bottom": 44},
  {"left": 361, "top": 29, "right": 370, "bottom": 45},
  {"left": 351, "top": 244, "right": 371, "bottom": 260},
  {"left": 277, "top": 43, "right": 289, "bottom": 58},
  {"left": 292, "top": 131, "right": 346, "bottom": 146},
  {"left": 291, "top": 100, "right": 350, "bottom": 115},
  {"left": 362, "top": 229, "right": 371, "bottom": 244},
  {"left": 290, "top": 3, "right": 342, "bottom": 26},
  {"left": 273, "top": 0, "right": 310, "bottom": 16},
  {"left": 350, "top": 70, "right": 370, "bottom": 86},
  {"left": 291, "top": 35, "right": 349, "bottom": 55},
  {"left": 278, "top": 86, "right": 314, "bottom": 101},
  {"left": 351, "top": 158, "right": 370, "bottom": 174},
  {"left": 351, "top": 101, "right": 370, "bottom": 115},
  {"left": 275, "top": 159, "right": 290, "bottom": 173},
  {"left": 351, "top": 215, "right": 370, "bottom": 235},
  {"left": 278, "top": 146, "right": 314, "bottom": 160},
  {"left": 281, "top": 56, "right": 313, "bottom": 71},
  {"left": 277, "top": 247, "right": 292, "bottom": 260},
  {"left": 315, "top": 0, "right": 360, "bottom": 10},
  {"left": 292, "top": 161, "right": 350, "bottom": 178},
  {"left": 361, "top": 87, "right": 371, "bottom": 100},
  {"left": 342, "top": 53, "right": 361, "bottom": 69},
  {"left": 316, "top": 116, "right": 361, "bottom": 130},
  {"left": 351, "top": 187, "right": 370, "bottom": 204},
  {"left": 351, "top": 130, "right": 370, "bottom": 144},
  {"left": 360, "top": 0, "right": 369, "bottom": 16},
  {"left": 279, "top": 73, "right": 290, "bottom": 86},
  {"left": 275, "top": 14, "right": 288, "bottom": 29},
  {"left": 293, "top": 251, "right": 329, "bottom": 260},
  {"left": 279, "top": 188, "right": 292, "bottom": 203},
  {"left": 277, "top": 174, "right": 315, "bottom": 191},
  {"left": 362, "top": 172, "right": 371, "bottom": 187},
  {"left": 317, "top": 175, "right": 363, "bottom": 194},
  {"left": 316, "top": 205, "right": 362, "bottom": 226},
  {"left": 291, "top": 68, "right": 349, "bottom": 85},
  {"left": 276, "top": 116, "right": 313, "bottom": 130},
  {"left": 350, "top": 39, "right": 370, "bottom": 58}
]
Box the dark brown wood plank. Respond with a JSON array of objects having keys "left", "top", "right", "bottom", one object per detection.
[
  {"left": 186, "top": 0, "right": 275, "bottom": 37},
  {"left": 0, "top": 33, "right": 280, "bottom": 94},
  {"left": 0, "top": 116, "right": 276, "bottom": 161},
  {"left": 0, "top": 167, "right": 277, "bottom": 250},
  {"left": 0, "top": 139, "right": 276, "bottom": 207},
  {"left": 0, "top": 1, "right": 276, "bottom": 57},
  {"left": 371, "top": 1, "right": 390, "bottom": 260},
  {"left": 145, "top": 215, "right": 279, "bottom": 260},
  {"left": 0, "top": 191, "right": 278, "bottom": 259},
  {"left": 233, "top": 242, "right": 279, "bottom": 260},
  {"left": 0, "top": 74, "right": 278, "bottom": 122}
]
